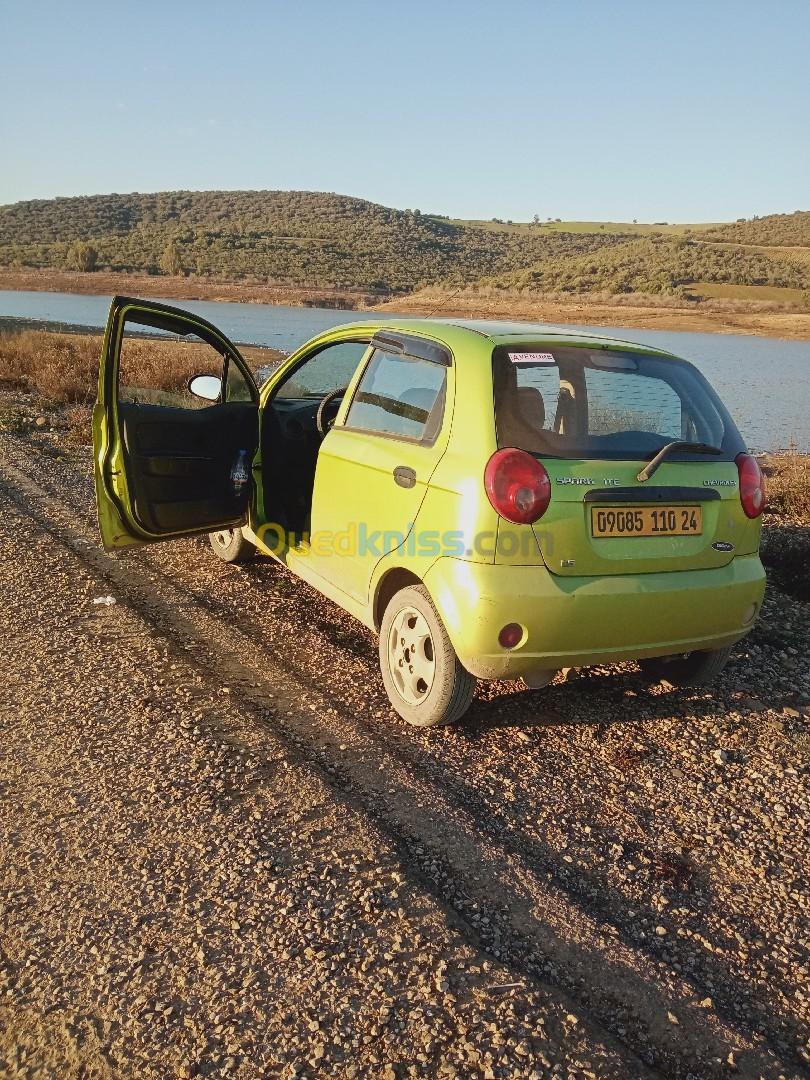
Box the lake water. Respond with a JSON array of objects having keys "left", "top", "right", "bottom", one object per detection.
[{"left": 1, "top": 288, "right": 808, "bottom": 452}]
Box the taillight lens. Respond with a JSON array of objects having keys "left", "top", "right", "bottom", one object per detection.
[
  {"left": 736, "top": 452, "right": 765, "bottom": 518},
  {"left": 484, "top": 448, "right": 551, "bottom": 524}
]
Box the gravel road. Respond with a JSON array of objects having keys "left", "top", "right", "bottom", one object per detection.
[{"left": 0, "top": 395, "right": 808, "bottom": 1079}]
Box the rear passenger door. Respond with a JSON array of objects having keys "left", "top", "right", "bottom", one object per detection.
[{"left": 307, "top": 333, "right": 451, "bottom": 602}]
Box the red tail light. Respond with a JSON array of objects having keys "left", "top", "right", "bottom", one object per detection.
[
  {"left": 484, "top": 448, "right": 551, "bottom": 524},
  {"left": 735, "top": 452, "right": 765, "bottom": 518}
]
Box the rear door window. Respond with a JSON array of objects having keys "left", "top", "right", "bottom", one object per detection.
[
  {"left": 494, "top": 345, "right": 743, "bottom": 460},
  {"left": 345, "top": 347, "right": 446, "bottom": 443}
]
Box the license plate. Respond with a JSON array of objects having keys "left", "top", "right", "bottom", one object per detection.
[{"left": 591, "top": 505, "right": 703, "bottom": 538}]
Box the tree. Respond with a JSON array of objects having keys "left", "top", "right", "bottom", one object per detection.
[
  {"left": 160, "top": 238, "right": 183, "bottom": 276},
  {"left": 532, "top": 214, "right": 540, "bottom": 225},
  {"left": 66, "top": 240, "right": 98, "bottom": 272}
]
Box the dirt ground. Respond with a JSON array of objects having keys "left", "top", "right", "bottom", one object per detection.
[{"left": 0, "top": 400, "right": 808, "bottom": 1079}]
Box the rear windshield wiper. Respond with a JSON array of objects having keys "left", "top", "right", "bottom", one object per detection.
[{"left": 637, "top": 441, "right": 722, "bottom": 482}]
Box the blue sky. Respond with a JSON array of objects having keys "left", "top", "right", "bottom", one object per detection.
[{"left": 2, "top": 0, "right": 808, "bottom": 221}]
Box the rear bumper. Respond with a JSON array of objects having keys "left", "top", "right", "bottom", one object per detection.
[{"left": 423, "top": 555, "right": 766, "bottom": 680}]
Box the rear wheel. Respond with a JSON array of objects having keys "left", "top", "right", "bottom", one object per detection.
[
  {"left": 379, "top": 584, "right": 476, "bottom": 727},
  {"left": 639, "top": 646, "right": 733, "bottom": 687},
  {"left": 208, "top": 527, "right": 256, "bottom": 565}
]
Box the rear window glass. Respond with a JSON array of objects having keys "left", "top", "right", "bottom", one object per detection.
[{"left": 493, "top": 345, "right": 745, "bottom": 460}]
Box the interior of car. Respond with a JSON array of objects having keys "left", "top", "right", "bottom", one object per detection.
[
  {"left": 261, "top": 339, "right": 371, "bottom": 534},
  {"left": 260, "top": 335, "right": 449, "bottom": 535},
  {"left": 261, "top": 394, "right": 338, "bottom": 533},
  {"left": 494, "top": 345, "right": 733, "bottom": 459}
]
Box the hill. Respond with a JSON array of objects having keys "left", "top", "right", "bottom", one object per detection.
[
  {"left": 0, "top": 192, "right": 808, "bottom": 302},
  {"left": 0, "top": 190, "right": 620, "bottom": 292},
  {"left": 484, "top": 235, "right": 810, "bottom": 297},
  {"left": 703, "top": 211, "right": 810, "bottom": 248}
]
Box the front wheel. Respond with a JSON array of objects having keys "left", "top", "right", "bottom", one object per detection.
[
  {"left": 379, "top": 584, "right": 476, "bottom": 727},
  {"left": 208, "top": 527, "right": 256, "bottom": 565},
  {"left": 639, "top": 646, "right": 733, "bottom": 687}
]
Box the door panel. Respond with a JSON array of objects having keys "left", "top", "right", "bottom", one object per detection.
[
  {"left": 307, "top": 428, "right": 437, "bottom": 601},
  {"left": 94, "top": 296, "right": 259, "bottom": 550},
  {"left": 119, "top": 401, "right": 257, "bottom": 534}
]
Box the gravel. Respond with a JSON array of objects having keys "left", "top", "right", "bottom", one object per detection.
[{"left": 0, "top": 390, "right": 808, "bottom": 1079}]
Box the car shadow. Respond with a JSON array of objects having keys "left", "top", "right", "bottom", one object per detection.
[{"left": 462, "top": 671, "right": 728, "bottom": 736}]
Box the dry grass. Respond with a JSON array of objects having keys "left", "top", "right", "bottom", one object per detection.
[
  {"left": 0, "top": 329, "right": 220, "bottom": 404},
  {"left": 0, "top": 327, "right": 282, "bottom": 446},
  {"left": 119, "top": 336, "right": 223, "bottom": 404},
  {"left": 761, "top": 450, "right": 810, "bottom": 598},
  {"left": 0, "top": 328, "right": 280, "bottom": 403},
  {"left": 0, "top": 330, "right": 98, "bottom": 403},
  {"left": 62, "top": 403, "right": 94, "bottom": 445},
  {"left": 408, "top": 284, "right": 804, "bottom": 315},
  {"left": 764, "top": 449, "right": 810, "bottom": 522}
]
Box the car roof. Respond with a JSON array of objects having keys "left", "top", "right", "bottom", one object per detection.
[{"left": 331, "top": 316, "right": 677, "bottom": 357}]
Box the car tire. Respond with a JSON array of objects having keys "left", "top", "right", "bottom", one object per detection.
[
  {"left": 208, "top": 527, "right": 256, "bottom": 565},
  {"left": 379, "top": 584, "right": 476, "bottom": 727},
  {"left": 639, "top": 646, "right": 733, "bottom": 687}
]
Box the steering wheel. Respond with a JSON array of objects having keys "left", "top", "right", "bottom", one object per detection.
[{"left": 316, "top": 387, "right": 347, "bottom": 437}]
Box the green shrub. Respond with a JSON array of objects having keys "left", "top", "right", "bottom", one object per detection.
[{"left": 66, "top": 239, "right": 98, "bottom": 271}]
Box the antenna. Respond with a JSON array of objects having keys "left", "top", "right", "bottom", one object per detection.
[{"left": 422, "top": 284, "right": 465, "bottom": 318}]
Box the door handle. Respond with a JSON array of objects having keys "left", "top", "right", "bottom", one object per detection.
[{"left": 393, "top": 466, "right": 416, "bottom": 489}]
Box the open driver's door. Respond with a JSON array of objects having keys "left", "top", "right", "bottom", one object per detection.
[{"left": 93, "top": 296, "right": 260, "bottom": 551}]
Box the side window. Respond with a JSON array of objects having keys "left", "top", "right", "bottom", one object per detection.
[
  {"left": 118, "top": 317, "right": 227, "bottom": 409},
  {"left": 344, "top": 348, "right": 446, "bottom": 442},
  {"left": 274, "top": 341, "right": 370, "bottom": 399},
  {"left": 585, "top": 368, "right": 682, "bottom": 438}
]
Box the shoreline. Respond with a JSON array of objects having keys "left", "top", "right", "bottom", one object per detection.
[
  {"left": 0, "top": 268, "right": 387, "bottom": 310},
  {"left": 1, "top": 268, "right": 810, "bottom": 341},
  {"left": 371, "top": 291, "right": 810, "bottom": 342}
]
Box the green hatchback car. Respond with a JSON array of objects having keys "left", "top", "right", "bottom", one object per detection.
[{"left": 94, "top": 297, "right": 766, "bottom": 727}]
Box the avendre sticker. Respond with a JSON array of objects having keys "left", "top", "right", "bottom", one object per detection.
[{"left": 508, "top": 351, "right": 555, "bottom": 363}]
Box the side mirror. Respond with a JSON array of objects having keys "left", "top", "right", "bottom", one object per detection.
[{"left": 188, "top": 374, "right": 222, "bottom": 402}]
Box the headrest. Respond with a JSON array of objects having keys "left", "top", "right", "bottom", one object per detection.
[{"left": 517, "top": 385, "right": 545, "bottom": 429}]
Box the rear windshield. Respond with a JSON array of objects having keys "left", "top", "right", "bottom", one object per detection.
[{"left": 493, "top": 345, "right": 745, "bottom": 460}]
